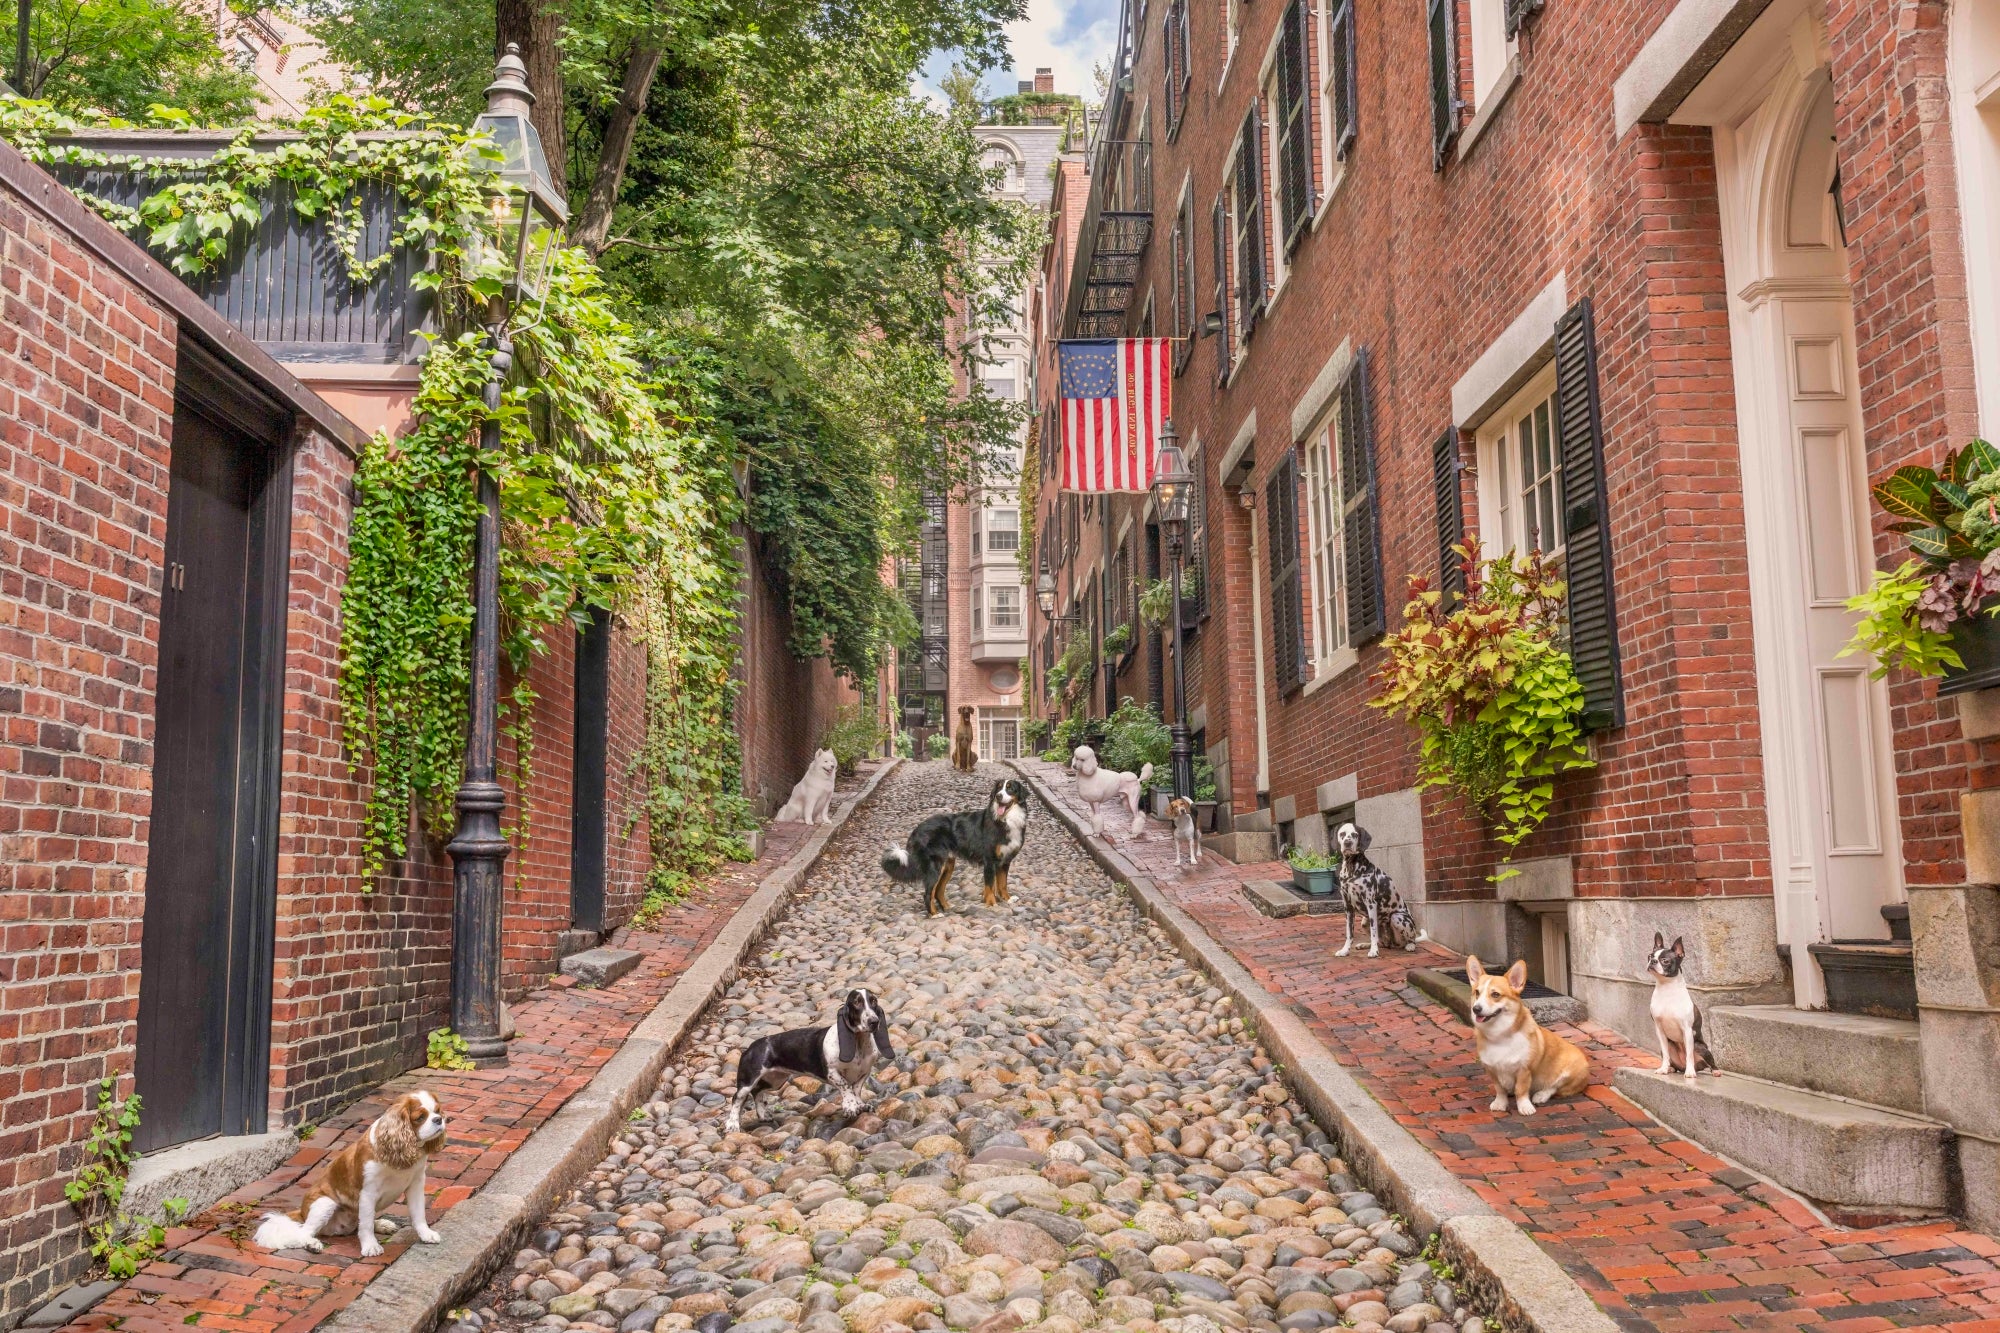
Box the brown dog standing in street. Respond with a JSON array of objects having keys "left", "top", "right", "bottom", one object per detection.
[{"left": 950, "top": 704, "right": 978, "bottom": 772}]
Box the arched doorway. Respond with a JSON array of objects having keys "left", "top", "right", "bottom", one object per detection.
[{"left": 1682, "top": 1, "right": 1905, "bottom": 1008}]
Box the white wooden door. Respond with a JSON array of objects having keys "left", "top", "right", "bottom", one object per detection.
[{"left": 1782, "top": 296, "right": 1904, "bottom": 941}]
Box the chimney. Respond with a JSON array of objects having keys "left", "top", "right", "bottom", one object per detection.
[
  {"left": 1034, "top": 67, "right": 1055, "bottom": 94},
  {"left": 1018, "top": 79, "right": 1034, "bottom": 94}
]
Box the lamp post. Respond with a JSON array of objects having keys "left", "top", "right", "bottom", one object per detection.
[
  {"left": 448, "top": 44, "right": 569, "bottom": 1068},
  {"left": 1150, "top": 421, "right": 1195, "bottom": 801}
]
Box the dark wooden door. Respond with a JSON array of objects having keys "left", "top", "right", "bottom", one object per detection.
[
  {"left": 134, "top": 401, "right": 287, "bottom": 1152},
  {"left": 569, "top": 608, "right": 611, "bottom": 933}
]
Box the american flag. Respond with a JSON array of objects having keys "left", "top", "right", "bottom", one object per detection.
[{"left": 1058, "top": 338, "right": 1172, "bottom": 492}]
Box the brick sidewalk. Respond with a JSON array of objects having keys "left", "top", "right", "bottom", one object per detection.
[
  {"left": 1019, "top": 759, "right": 2000, "bottom": 1333},
  {"left": 56, "top": 765, "right": 882, "bottom": 1333}
]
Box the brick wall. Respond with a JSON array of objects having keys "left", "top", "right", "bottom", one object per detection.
[
  {"left": 1077, "top": 0, "right": 1981, "bottom": 917},
  {"left": 0, "top": 159, "right": 177, "bottom": 1322},
  {"left": 737, "top": 528, "right": 859, "bottom": 817}
]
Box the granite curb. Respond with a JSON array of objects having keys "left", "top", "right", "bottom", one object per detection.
[
  {"left": 319, "top": 758, "right": 902, "bottom": 1333},
  {"left": 1007, "top": 760, "right": 1617, "bottom": 1333}
]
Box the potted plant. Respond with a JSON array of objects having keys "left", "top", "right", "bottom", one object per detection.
[
  {"left": 1845, "top": 438, "right": 2000, "bottom": 692},
  {"left": 1138, "top": 579, "right": 1174, "bottom": 630},
  {"left": 1191, "top": 756, "right": 1219, "bottom": 832},
  {"left": 1288, "top": 847, "right": 1340, "bottom": 896},
  {"left": 1102, "top": 621, "right": 1134, "bottom": 658}
]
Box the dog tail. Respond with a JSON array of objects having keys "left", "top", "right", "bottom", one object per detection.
[
  {"left": 253, "top": 1208, "right": 317, "bottom": 1251},
  {"left": 1138, "top": 762, "right": 1154, "bottom": 784},
  {"left": 881, "top": 844, "right": 927, "bottom": 882}
]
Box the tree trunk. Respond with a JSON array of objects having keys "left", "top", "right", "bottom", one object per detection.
[
  {"left": 572, "top": 42, "right": 663, "bottom": 256},
  {"left": 495, "top": 0, "right": 567, "bottom": 202}
]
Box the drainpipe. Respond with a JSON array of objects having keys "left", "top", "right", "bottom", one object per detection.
[{"left": 1241, "top": 487, "right": 1271, "bottom": 796}]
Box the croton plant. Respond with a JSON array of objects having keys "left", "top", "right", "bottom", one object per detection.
[{"left": 1846, "top": 438, "right": 2000, "bottom": 677}]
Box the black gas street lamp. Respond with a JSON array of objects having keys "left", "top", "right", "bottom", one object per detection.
[
  {"left": 1150, "top": 421, "right": 1195, "bottom": 801},
  {"left": 448, "top": 44, "right": 569, "bottom": 1068}
]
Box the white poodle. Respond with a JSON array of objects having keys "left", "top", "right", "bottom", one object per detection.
[{"left": 1070, "top": 745, "right": 1151, "bottom": 838}]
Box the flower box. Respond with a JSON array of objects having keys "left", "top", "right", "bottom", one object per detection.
[
  {"left": 1940, "top": 611, "right": 2000, "bottom": 696},
  {"left": 1292, "top": 867, "right": 1338, "bottom": 897}
]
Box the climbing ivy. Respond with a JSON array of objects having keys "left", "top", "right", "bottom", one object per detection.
[{"left": 0, "top": 95, "right": 749, "bottom": 885}]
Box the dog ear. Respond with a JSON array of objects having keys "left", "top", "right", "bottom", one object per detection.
[
  {"left": 874, "top": 1021, "right": 895, "bottom": 1061},
  {"left": 1671, "top": 936, "right": 1685, "bottom": 958},
  {"left": 1653, "top": 931, "right": 1664, "bottom": 951},
  {"left": 1505, "top": 959, "right": 1529, "bottom": 990},
  {"left": 1465, "top": 954, "right": 1485, "bottom": 981},
  {"left": 1355, "top": 825, "right": 1372, "bottom": 852},
  {"left": 836, "top": 1014, "right": 858, "bottom": 1064}
]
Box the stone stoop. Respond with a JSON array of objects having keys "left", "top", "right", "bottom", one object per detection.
[
  {"left": 1614, "top": 1066, "right": 1953, "bottom": 1220},
  {"left": 1706, "top": 1005, "right": 1925, "bottom": 1114}
]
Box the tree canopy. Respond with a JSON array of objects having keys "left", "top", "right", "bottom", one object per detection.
[
  {"left": 302, "top": 0, "right": 1033, "bottom": 681},
  {"left": 11, "top": 0, "right": 258, "bottom": 119}
]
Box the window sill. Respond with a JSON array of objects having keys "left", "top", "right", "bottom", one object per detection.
[
  {"left": 1457, "top": 55, "right": 1522, "bottom": 163},
  {"left": 1309, "top": 162, "right": 1349, "bottom": 235},
  {"left": 1301, "top": 645, "right": 1361, "bottom": 696}
]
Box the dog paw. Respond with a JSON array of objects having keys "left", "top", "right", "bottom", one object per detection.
[
  {"left": 1366, "top": 947, "right": 1381, "bottom": 959},
  {"left": 1488, "top": 1096, "right": 1508, "bottom": 1113},
  {"left": 304, "top": 1238, "right": 326, "bottom": 1253},
  {"left": 1334, "top": 946, "right": 1351, "bottom": 958},
  {"left": 417, "top": 1227, "right": 442, "bottom": 1245},
  {"left": 1516, "top": 1098, "right": 1536, "bottom": 1116},
  {"left": 374, "top": 1218, "right": 399, "bottom": 1236},
  {"left": 1656, "top": 1062, "right": 1672, "bottom": 1074},
  {"left": 359, "top": 1239, "right": 384, "bottom": 1259}
]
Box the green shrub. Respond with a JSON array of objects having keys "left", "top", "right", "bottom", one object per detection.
[
  {"left": 820, "top": 705, "right": 883, "bottom": 773},
  {"left": 1102, "top": 622, "right": 1134, "bottom": 657},
  {"left": 893, "top": 730, "right": 914, "bottom": 758},
  {"left": 1101, "top": 697, "right": 1170, "bottom": 777},
  {"left": 1286, "top": 847, "right": 1339, "bottom": 871},
  {"left": 925, "top": 732, "right": 950, "bottom": 759}
]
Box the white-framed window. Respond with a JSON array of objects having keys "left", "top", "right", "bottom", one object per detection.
[
  {"left": 1301, "top": 411, "right": 1349, "bottom": 666},
  {"left": 1475, "top": 367, "right": 1563, "bottom": 558},
  {"left": 981, "top": 709, "right": 1022, "bottom": 760},
  {"left": 986, "top": 508, "right": 1020, "bottom": 552},
  {"left": 1222, "top": 0, "right": 1242, "bottom": 83},
  {"left": 990, "top": 584, "right": 1022, "bottom": 629},
  {"left": 1261, "top": 60, "right": 1290, "bottom": 294},
  {"left": 1320, "top": 0, "right": 1357, "bottom": 190},
  {"left": 972, "top": 584, "right": 985, "bottom": 634},
  {"left": 1952, "top": 3, "right": 2000, "bottom": 437}
]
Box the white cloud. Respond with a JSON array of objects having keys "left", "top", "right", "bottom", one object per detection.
[{"left": 912, "top": 0, "right": 1118, "bottom": 108}]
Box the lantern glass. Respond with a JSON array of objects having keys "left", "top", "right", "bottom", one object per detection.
[
  {"left": 1035, "top": 570, "right": 1057, "bottom": 615},
  {"left": 470, "top": 105, "right": 569, "bottom": 306},
  {"left": 1152, "top": 437, "right": 1190, "bottom": 530}
]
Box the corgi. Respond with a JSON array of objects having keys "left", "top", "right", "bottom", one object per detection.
[
  {"left": 1645, "top": 932, "right": 1714, "bottom": 1079},
  {"left": 1464, "top": 955, "right": 1591, "bottom": 1116},
  {"left": 1167, "top": 796, "right": 1201, "bottom": 866}
]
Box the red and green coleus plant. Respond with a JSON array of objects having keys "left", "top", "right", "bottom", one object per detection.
[
  {"left": 1845, "top": 438, "right": 2000, "bottom": 677},
  {"left": 1370, "top": 539, "right": 1593, "bottom": 861}
]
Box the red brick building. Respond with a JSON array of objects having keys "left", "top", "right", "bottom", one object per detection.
[
  {"left": 1032, "top": 0, "right": 2000, "bottom": 1227},
  {"left": 0, "top": 135, "right": 847, "bottom": 1322}
]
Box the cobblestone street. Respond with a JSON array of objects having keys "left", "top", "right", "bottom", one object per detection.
[{"left": 459, "top": 761, "right": 1473, "bottom": 1333}]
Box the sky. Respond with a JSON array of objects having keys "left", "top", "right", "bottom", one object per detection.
[{"left": 912, "top": 0, "right": 1119, "bottom": 109}]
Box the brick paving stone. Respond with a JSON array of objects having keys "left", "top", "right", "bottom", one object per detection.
[
  {"left": 52, "top": 765, "right": 881, "bottom": 1333},
  {"left": 1018, "top": 759, "right": 2000, "bottom": 1332}
]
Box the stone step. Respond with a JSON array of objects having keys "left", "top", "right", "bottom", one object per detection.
[
  {"left": 559, "top": 946, "right": 643, "bottom": 988},
  {"left": 1707, "top": 1005, "right": 1924, "bottom": 1114},
  {"left": 1408, "top": 966, "right": 1585, "bottom": 1027},
  {"left": 1614, "top": 1067, "right": 1952, "bottom": 1218}
]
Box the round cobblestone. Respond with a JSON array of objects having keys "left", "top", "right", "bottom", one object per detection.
[{"left": 472, "top": 762, "right": 1474, "bottom": 1333}]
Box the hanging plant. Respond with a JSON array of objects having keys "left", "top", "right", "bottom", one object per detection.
[
  {"left": 1138, "top": 578, "right": 1174, "bottom": 628},
  {"left": 1841, "top": 438, "right": 2000, "bottom": 678},
  {"left": 1102, "top": 621, "right": 1134, "bottom": 657},
  {"left": 1370, "top": 540, "right": 1593, "bottom": 857}
]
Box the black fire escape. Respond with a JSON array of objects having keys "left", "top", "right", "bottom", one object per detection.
[{"left": 900, "top": 491, "right": 950, "bottom": 740}]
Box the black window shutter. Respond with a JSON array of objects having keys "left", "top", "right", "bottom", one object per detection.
[
  {"left": 1235, "top": 105, "right": 1266, "bottom": 336},
  {"left": 1427, "top": 0, "right": 1458, "bottom": 171},
  {"left": 1330, "top": 0, "right": 1357, "bottom": 161},
  {"left": 1554, "top": 297, "right": 1624, "bottom": 730},
  {"left": 1278, "top": 0, "right": 1314, "bottom": 250},
  {"left": 1211, "top": 192, "right": 1233, "bottom": 382},
  {"left": 1184, "top": 460, "right": 1209, "bottom": 628},
  {"left": 1267, "top": 451, "right": 1307, "bottom": 695},
  {"left": 1337, "top": 349, "right": 1387, "bottom": 643},
  {"left": 1431, "top": 428, "right": 1466, "bottom": 598},
  {"left": 1504, "top": 0, "right": 1543, "bottom": 38}
]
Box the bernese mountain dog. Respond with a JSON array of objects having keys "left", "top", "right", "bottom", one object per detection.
[{"left": 881, "top": 777, "right": 1031, "bottom": 916}]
